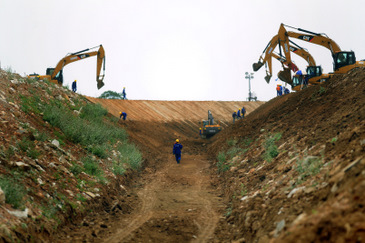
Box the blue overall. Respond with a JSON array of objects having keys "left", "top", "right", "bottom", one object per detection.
[{"left": 173, "top": 143, "right": 183, "bottom": 164}]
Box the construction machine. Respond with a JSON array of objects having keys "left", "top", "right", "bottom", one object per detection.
[
  {"left": 280, "top": 23, "right": 365, "bottom": 74},
  {"left": 199, "top": 110, "right": 222, "bottom": 138},
  {"left": 29, "top": 45, "right": 105, "bottom": 89},
  {"left": 253, "top": 33, "right": 318, "bottom": 85},
  {"left": 253, "top": 26, "right": 335, "bottom": 90}
]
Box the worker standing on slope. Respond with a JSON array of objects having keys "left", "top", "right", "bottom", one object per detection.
[
  {"left": 232, "top": 110, "right": 237, "bottom": 123},
  {"left": 72, "top": 80, "right": 77, "bottom": 92},
  {"left": 173, "top": 139, "right": 183, "bottom": 164},
  {"left": 276, "top": 84, "right": 283, "bottom": 96},
  {"left": 122, "top": 87, "right": 127, "bottom": 100},
  {"left": 241, "top": 107, "right": 246, "bottom": 118},
  {"left": 237, "top": 109, "right": 241, "bottom": 120}
]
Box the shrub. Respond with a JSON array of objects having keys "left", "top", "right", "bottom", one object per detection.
[
  {"left": 82, "top": 156, "right": 102, "bottom": 177},
  {"left": 112, "top": 162, "right": 126, "bottom": 175},
  {"left": 117, "top": 143, "right": 143, "bottom": 170},
  {"left": 0, "top": 176, "right": 26, "bottom": 209},
  {"left": 79, "top": 103, "right": 108, "bottom": 122},
  {"left": 263, "top": 133, "right": 282, "bottom": 162},
  {"left": 227, "top": 138, "right": 237, "bottom": 147},
  {"left": 87, "top": 144, "right": 109, "bottom": 159},
  {"left": 217, "top": 152, "right": 230, "bottom": 172},
  {"left": 70, "top": 163, "right": 83, "bottom": 176},
  {"left": 98, "top": 91, "right": 123, "bottom": 99}
]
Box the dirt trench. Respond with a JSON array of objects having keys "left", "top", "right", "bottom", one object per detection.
[
  {"left": 52, "top": 101, "right": 261, "bottom": 242},
  {"left": 53, "top": 123, "right": 224, "bottom": 242}
]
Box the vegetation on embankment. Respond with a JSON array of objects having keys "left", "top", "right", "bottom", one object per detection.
[
  {"left": 0, "top": 67, "right": 142, "bottom": 241},
  {"left": 208, "top": 68, "right": 365, "bottom": 242}
]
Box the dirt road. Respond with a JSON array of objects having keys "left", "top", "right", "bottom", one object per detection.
[
  {"left": 55, "top": 138, "right": 225, "bottom": 242},
  {"left": 104, "top": 153, "right": 222, "bottom": 242}
]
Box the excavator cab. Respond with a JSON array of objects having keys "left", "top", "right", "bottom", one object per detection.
[
  {"left": 306, "top": 66, "right": 322, "bottom": 80},
  {"left": 333, "top": 51, "right": 356, "bottom": 71},
  {"left": 46, "top": 68, "right": 63, "bottom": 85}
]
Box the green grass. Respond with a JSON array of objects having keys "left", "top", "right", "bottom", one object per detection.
[
  {"left": 117, "top": 143, "right": 143, "bottom": 170},
  {"left": 217, "top": 151, "right": 230, "bottom": 172},
  {"left": 112, "top": 161, "right": 126, "bottom": 175},
  {"left": 263, "top": 133, "right": 282, "bottom": 162},
  {"left": 0, "top": 176, "right": 26, "bottom": 209},
  {"left": 82, "top": 156, "right": 102, "bottom": 177},
  {"left": 296, "top": 156, "right": 323, "bottom": 184}
]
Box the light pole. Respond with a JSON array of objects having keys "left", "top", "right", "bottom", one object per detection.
[{"left": 245, "top": 72, "right": 254, "bottom": 101}]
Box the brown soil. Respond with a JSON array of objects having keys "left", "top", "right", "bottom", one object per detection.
[{"left": 0, "top": 66, "right": 364, "bottom": 243}]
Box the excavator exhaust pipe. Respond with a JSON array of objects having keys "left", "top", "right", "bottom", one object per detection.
[
  {"left": 252, "top": 62, "right": 264, "bottom": 71},
  {"left": 277, "top": 68, "right": 292, "bottom": 85}
]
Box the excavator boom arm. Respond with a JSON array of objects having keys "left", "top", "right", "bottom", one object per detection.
[{"left": 51, "top": 45, "right": 105, "bottom": 89}]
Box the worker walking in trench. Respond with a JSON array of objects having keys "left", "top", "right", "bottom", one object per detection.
[{"left": 173, "top": 139, "right": 183, "bottom": 164}]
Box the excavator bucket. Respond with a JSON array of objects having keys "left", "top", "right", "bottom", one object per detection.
[
  {"left": 277, "top": 68, "right": 292, "bottom": 85},
  {"left": 252, "top": 62, "right": 264, "bottom": 71},
  {"left": 264, "top": 75, "right": 272, "bottom": 83},
  {"left": 97, "top": 80, "right": 105, "bottom": 90}
]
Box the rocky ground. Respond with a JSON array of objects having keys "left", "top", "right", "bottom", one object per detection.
[{"left": 0, "top": 66, "right": 363, "bottom": 242}]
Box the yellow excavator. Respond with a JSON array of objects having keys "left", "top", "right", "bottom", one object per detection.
[
  {"left": 253, "top": 36, "right": 320, "bottom": 88},
  {"left": 253, "top": 25, "right": 337, "bottom": 91},
  {"left": 280, "top": 23, "right": 365, "bottom": 74},
  {"left": 199, "top": 110, "right": 222, "bottom": 138},
  {"left": 29, "top": 45, "right": 105, "bottom": 89},
  {"left": 253, "top": 34, "right": 319, "bottom": 85}
]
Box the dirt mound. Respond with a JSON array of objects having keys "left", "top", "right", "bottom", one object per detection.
[{"left": 208, "top": 67, "right": 365, "bottom": 242}]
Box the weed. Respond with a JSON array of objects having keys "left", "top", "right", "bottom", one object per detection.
[
  {"left": 82, "top": 156, "right": 102, "bottom": 177},
  {"left": 240, "top": 183, "right": 247, "bottom": 197},
  {"left": 117, "top": 143, "right": 143, "bottom": 170},
  {"left": 318, "top": 86, "right": 327, "bottom": 95},
  {"left": 242, "top": 138, "right": 253, "bottom": 147},
  {"left": 17, "top": 137, "right": 32, "bottom": 152},
  {"left": 217, "top": 152, "right": 230, "bottom": 172},
  {"left": 5, "top": 67, "right": 15, "bottom": 79},
  {"left": 76, "top": 194, "right": 87, "bottom": 202},
  {"left": 0, "top": 176, "right": 26, "bottom": 209},
  {"left": 27, "top": 147, "right": 41, "bottom": 159},
  {"left": 34, "top": 131, "right": 49, "bottom": 142},
  {"left": 296, "top": 156, "right": 323, "bottom": 184},
  {"left": 224, "top": 207, "right": 232, "bottom": 217},
  {"left": 331, "top": 137, "right": 338, "bottom": 143},
  {"left": 87, "top": 144, "right": 109, "bottom": 159},
  {"left": 226, "top": 146, "right": 243, "bottom": 160},
  {"left": 263, "top": 133, "right": 282, "bottom": 162},
  {"left": 112, "top": 161, "right": 126, "bottom": 175},
  {"left": 227, "top": 138, "right": 238, "bottom": 147},
  {"left": 69, "top": 163, "right": 83, "bottom": 176},
  {"left": 19, "top": 95, "right": 42, "bottom": 114}
]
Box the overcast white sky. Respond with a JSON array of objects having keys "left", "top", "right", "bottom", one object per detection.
[{"left": 1, "top": 0, "right": 364, "bottom": 101}]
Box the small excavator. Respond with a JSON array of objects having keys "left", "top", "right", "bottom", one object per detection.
[
  {"left": 199, "top": 110, "right": 222, "bottom": 138},
  {"left": 29, "top": 45, "right": 105, "bottom": 89}
]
